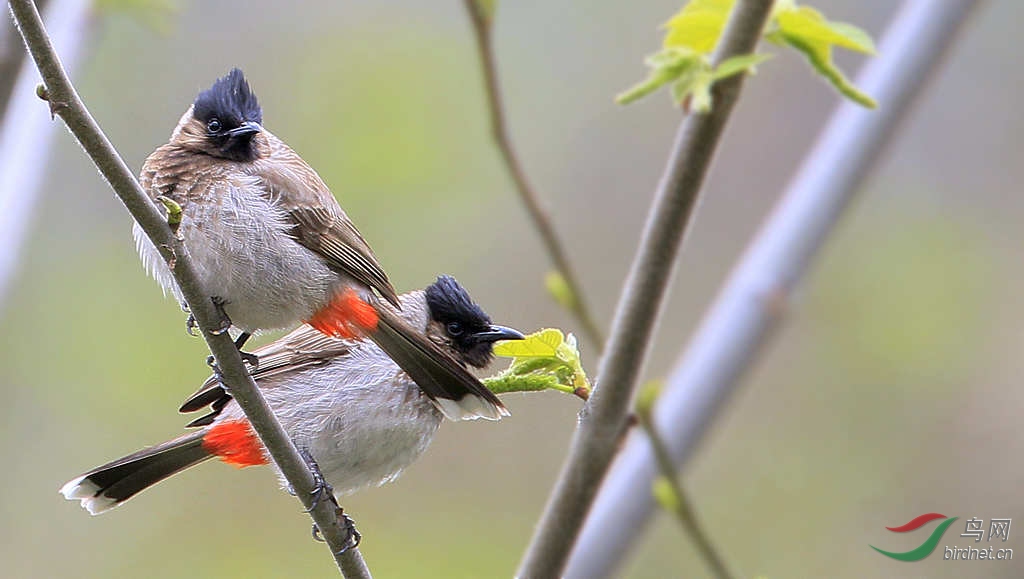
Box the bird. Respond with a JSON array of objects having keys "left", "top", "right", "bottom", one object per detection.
[
  {"left": 61, "top": 275, "right": 524, "bottom": 517},
  {"left": 133, "top": 68, "right": 506, "bottom": 420}
]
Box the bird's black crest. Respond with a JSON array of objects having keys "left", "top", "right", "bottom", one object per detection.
[
  {"left": 193, "top": 68, "right": 262, "bottom": 127},
  {"left": 425, "top": 276, "right": 491, "bottom": 329}
]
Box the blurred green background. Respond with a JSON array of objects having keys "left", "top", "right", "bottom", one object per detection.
[{"left": 2, "top": 1, "right": 1023, "bottom": 577}]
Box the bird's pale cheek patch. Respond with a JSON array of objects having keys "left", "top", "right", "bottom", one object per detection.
[
  {"left": 307, "top": 288, "right": 379, "bottom": 339},
  {"left": 203, "top": 420, "right": 268, "bottom": 467}
]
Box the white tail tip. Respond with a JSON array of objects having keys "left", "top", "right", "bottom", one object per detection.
[{"left": 60, "top": 476, "right": 119, "bottom": 515}]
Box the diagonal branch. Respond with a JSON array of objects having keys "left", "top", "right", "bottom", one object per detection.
[
  {"left": 7, "top": 1, "right": 371, "bottom": 576},
  {"left": 515, "top": 1, "right": 776, "bottom": 577},
  {"left": 566, "top": 1, "right": 982, "bottom": 577},
  {"left": 461, "top": 0, "right": 605, "bottom": 349},
  {"left": 637, "top": 395, "right": 735, "bottom": 579}
]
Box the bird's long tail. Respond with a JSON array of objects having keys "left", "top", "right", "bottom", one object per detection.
[{"left": 61, "top": 431, "right": 213, "bottom": 515}]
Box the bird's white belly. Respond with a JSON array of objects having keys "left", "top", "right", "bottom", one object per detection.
[
  {"left": 233, "top": 353, "right": 443, "bottom": 495},
  {"left": 134, "top": 181, "right": 340, "bottom": 332}
]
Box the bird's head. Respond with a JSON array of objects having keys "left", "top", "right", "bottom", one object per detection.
[
  {"left": 172, "top": 68, "right": 265, "bottom": 162},
  {"left": 425, "top": 275, "right": 524, "bottom": 368}
]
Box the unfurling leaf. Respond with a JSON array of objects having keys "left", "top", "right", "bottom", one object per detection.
[
  {"left": 663, "top": 0, "right": 735, "bottom": 54},
  {"left": 619, "top": 0, "right": 876, "bottom": 108},
  {"left": 653, "top": 476, "right": 682, "bottom": 512},
  {"left": 493, "top": 328, "right": 563, "bottom": 358},
  {"left": 766, "top": 3, "right": 877, "bottom": 107},
  {"left": 616, "top": 47, "right": 705, "bottom": 105},
  {"left": 487, "top": 328, "right": 591, "bottom": 399}
]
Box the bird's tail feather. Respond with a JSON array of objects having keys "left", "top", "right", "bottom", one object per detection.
[{"left": 61, "top": 431, "right": 212, "bottom": 515}]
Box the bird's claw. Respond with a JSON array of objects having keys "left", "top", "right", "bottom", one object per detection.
[
  {"left": 299, "top": 448, "right": 336, "bottom": 513},
  {"left": 311, "top": 507, "right": 361, "bottom": 554},
  {"left": 336, "top": 511, "right": 361, "bottom": 554},
  {"left": 210, "top": 296, "right": 233, "bottom": 336},
  {"left": 185, "top": 313, "right": 199, "bottom": 336}
]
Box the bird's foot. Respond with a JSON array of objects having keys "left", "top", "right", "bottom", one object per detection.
[
  {"left": 311, "top": 507, "right": 361, "bottom": 554},
  {"left": 209, "top": 296, "right": 233, "bottom": 336},
  {"left": 299, "top": 448, "right": 336, "bottom": 513}
]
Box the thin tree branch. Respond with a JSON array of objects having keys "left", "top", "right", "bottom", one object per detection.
[
  {"left": 7, "top": 1, "right": 371, "bottom": 576},
  {"left": 566, "top": 2, "right": 982, "bottom": 577},
  {"left": 637, "top": 404, "right": 734, "bottom": 579},
  {"left": 461, "top": 0, "right": 605, "bottom": 349},
  {"left": 0, "top": 0, "right": 78, "bottom": 308},
  {"left": 516, "top": 1, "right": 775, "bottom": 577}
]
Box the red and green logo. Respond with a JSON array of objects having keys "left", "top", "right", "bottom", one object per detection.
[{"left": 870, "top": 513, "right": 959, "bottom": 561}]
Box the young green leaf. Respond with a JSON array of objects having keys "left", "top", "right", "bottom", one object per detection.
[
  {"left": 616, "top": 47, "right": 706, "bottom": 105},
  {"left": 489, "top": 328, "right": 592, "bottom": 399},
  {"left": 544, "top": 271, "right": 577, "bottom": 311},
  {"left": 712, "top": 53, "right": 772, "bottom": 80},
  {"left": 493, "top": 328, "right": 564, "bottom": 358},
  {"left": 618, "top": 0, "right": 877, "bottom": 108},
  {"left": 663, "top": 0, "right": 735, "bottom": 54},
  {"left": 652, "top": 476, "right": 682, "bottom": 513},
  {"left": 766, "top": 4, "right": 877, "bottom": 107}
]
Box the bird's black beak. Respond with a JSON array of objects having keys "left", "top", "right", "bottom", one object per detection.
[
  {"left": 473, "top": 324, "right": 525, "bottom": 343},
  {"left": 226, "top": 121, "right": 262, "bottom": 138}
]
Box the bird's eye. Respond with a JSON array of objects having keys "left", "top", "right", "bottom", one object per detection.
[
  {"left": 446, "top": 322, "right": 464, "bottom": 337},
  {"left": 207, "top": 118, "right": 222, "bottom": 133}
]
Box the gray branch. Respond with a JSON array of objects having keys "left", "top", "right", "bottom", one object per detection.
[
  {"left": 515, "top": 2, "right": 776, "bottom": 577},
  {"left": 6, "top": 1, "right": 371, "bottom": 576},
  {"left": 565, "top": 2, "right": 982, "bottom": 577}
]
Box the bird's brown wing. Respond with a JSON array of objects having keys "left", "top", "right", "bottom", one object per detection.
[
  {"left": 253, "top": 136, "right": 400, "bottom": 307},
  {"left": 179, "top": 325, "right": 352, "bottom": 426},
  {"left": 286, "top": 205, "right": 399, "bottom": 307}
]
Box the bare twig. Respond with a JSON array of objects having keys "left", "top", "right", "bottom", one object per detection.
[
  {"left": 7, "top": 1, "right": 371, "bottom": 576},
  {"left": 637, "top": 403, "right": 734, "bottom": 579},
  {"left": 566, "top": 2, "right": 982, "bottom": 577},
  {"left": 516, "top": 2, "right": 775, "bottom": 577},
  {"left": 461, "top": 0, "right": 605, "bottom": 349}
]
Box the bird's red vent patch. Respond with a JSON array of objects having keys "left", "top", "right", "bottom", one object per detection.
[
  {"left": 202, "top": 420, "right": 268, "bottom": 467},
  {"left": 307, "top": 288, "right": 379, "bottom": 339}
]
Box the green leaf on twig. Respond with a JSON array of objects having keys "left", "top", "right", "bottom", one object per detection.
[
  {"left": 653, "top": 476, "right": 682, "bottom": 512},
  {"left": 485, "top": 328, "right": 591, "bottom": 399},
  {"left": 618, "top": 0, "right": 767, "bottom": 110},
  {"left": 663, "top": 0, "right": 734, "bottom": 54},
  {"left": 619, "top": 0, "right": 876, "bottom": 108},
  {"left": 766, "top": 1, "right": 877, "bottom": 107}
]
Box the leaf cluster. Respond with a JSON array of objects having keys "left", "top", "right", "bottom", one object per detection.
[
  {"left": 619, "top": 0, "right": 876, "bottom": 110},
  {"left": 484, "top": 328, "right": 592, "bottom": 400}
]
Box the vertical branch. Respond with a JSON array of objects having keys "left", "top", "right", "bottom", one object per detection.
[
  {"left": 566, "top": 1, "right": 982, "bottom": 577},
  {"left": 461, "top": 0, "right": 605, "bottom": 349},
  {"left": 516, "top": 2, "right": 775, "bottom": 577},
  {"left": 7, "top": 1, "right": 371, "bottom": 576}
]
